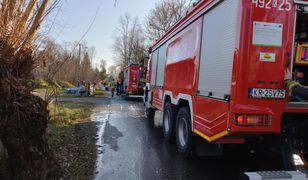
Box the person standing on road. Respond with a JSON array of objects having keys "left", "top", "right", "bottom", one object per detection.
[
  {"left": 110, "top": 80, "right": 116, "bottom": 98},
  {"left": 284, "top": 69, "right": 308, "bottom": 101},
  {"left": 116, "top": 80, "right": 121, "bottom": 96},
  {"left": 86, "top": 81, "right": 91, "bottom": 96},
  {"left": 93, "top": 81, "right": 96, "bottom": 90}
]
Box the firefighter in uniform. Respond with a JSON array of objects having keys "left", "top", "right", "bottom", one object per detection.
[
  {"left": 284, "top": 69, "right": 308, "bottom": 101},
  {"left": 110, "top": 80, "right": 116, "bottom": 98}
]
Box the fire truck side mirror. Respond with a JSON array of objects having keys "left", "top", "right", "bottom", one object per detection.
[{"left": 148, "top": 47, "right": 152, "bottom": 54}]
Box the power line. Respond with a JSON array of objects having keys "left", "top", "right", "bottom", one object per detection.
[
  {"left": 49, "top": 0, "right": 103, "bottom": 80},
  {"left": 76, "top": 0, "right": 102, "bottom": 45}
]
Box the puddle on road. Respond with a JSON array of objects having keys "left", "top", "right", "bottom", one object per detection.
[
  {"left": 103, "top": 121, "right": 123, "bottom": 151},
  {"left": 91, "top": 107, "right": 109, "bottom": 179},
  {"left": 92, "top": 104, "right": 125, "bottom": 179},
  {"left": 92, "top": 102, "right": 146, "bottom": 179}
]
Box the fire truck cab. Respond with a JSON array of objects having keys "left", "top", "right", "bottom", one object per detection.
[{"left": 145, "top": 0, "right": 308, "bottom": 170}]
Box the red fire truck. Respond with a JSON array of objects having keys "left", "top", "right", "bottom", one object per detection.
[
  {"left": 122, "top": 64, "right": 146, "bottom": 97},
  {"left": 144, "top": 0, "right": 308, "bottom": 171}
]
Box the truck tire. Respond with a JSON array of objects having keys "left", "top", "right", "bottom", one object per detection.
[
  {"left": 176, "top": 106, "right": 193, "bottom": 157},
  {"left": 163, "top": 102, "right": 176, "bottom": 141},
  {"left": 146, "top": 107, "right": 155, "bottom": 127}
]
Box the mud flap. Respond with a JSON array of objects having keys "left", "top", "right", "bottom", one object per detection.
[{"left": 194, "top": 137, "right": 223, "bottom": 156}]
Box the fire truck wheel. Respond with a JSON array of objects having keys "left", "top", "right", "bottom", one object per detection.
[
  {"left": 146, "top": 107, "right": 155, "bottom": 127},
  {"left": 176, "top": 107, "right": 193, "bottom": 157},
  {"left": 163, "top": 102, "right": 176, "bottom": 141}
]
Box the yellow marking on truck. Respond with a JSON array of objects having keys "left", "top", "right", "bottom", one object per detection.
[{"left": 194, "top": 129, "right": 228, "bottom": 142}]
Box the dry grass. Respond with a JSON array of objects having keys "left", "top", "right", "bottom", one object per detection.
[
  {"left": 48, "top": 102, "right": 91, "bottom": 126},
  {"left": 47, "top": 102, "right": 97, "bottom": 179}
]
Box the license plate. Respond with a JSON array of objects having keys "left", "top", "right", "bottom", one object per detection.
[{"left": 249, "top": 88, "right": 286, "bottom": 99}]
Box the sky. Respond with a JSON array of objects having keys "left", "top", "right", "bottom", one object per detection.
[{"left": 50, "top": 0, "right": 160, "bottom": 68}]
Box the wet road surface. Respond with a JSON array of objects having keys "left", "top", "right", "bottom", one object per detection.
[{"left": 93, "top": 97, "right": 284, "bottom": 180}]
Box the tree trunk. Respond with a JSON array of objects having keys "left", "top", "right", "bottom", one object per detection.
[
  {"left": 0, "top": 0, "right": 61, "bottom": 178},
  {"left": 0, "top": 57, "right": 60, "bottom": 179},
  {"left": 0, "top": 95, "right": 49, "bottom": 179}
]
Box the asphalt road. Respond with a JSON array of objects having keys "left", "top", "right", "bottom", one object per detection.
[{"left": 93, "top": 97, "right": 284, "bottom": 180}]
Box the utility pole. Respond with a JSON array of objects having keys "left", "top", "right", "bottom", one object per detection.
[{"left": 78, "top": 44, "right": 81, "bottom": 85}]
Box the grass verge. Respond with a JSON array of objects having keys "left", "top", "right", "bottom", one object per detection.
[
  {"left": 92, "top": 89, "right": 105, "bottom": 97},
  {"left": 48, "top": 102, "right": 97, "bottom": 179}
]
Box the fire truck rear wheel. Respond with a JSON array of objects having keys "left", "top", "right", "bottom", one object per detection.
[
  {"left": 163, "top": 102, "right": 176, "bottom": 141},
  {"left": 176, "top": 106, "right": 193, "bottom": 157}
]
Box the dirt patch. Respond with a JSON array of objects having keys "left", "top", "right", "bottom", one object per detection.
[
  {"left": 47, "top": 102, "right": 97, "bottom": 179},
  {"left": 48, "top": 122, "right": 98, "bottom": 179},
  {"left": 0, "top": 99, "right": 108, "bottom": 179}
]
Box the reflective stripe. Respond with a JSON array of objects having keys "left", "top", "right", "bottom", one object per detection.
[{"left": 194, "top": 129, "right": 228, "bottom": 142}]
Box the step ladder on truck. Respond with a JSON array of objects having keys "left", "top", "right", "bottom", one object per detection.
[{"left": 144, "top": 0, "right": 308, "bottom": 179}]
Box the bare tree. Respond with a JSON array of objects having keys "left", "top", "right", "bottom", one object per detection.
[
  {"left": 99, "top": 59, "right": 107, "bottom": 81},
  {"left": 0, "top": 0, "right": 61, "bottom": 179},
  {"left": 80, "top": 51, "right": 93, "bottom": 81},
  {"left": 87, "top": 46, "right": 96, "bottom": 63},
  {"left": 36, "top": 39, "right": 63, "bottom": 79},
  {"left": 107, "top": 65, "right": 118, "bottom": 80},
  {"left": 34, "top": 39, "right": 100, "bottom": 86},
  {"left": 145, "top": 0, "right": 194, "bottom": 42},
  {"left": 112, "top": 13, "right": 147, "bottom": 67}
]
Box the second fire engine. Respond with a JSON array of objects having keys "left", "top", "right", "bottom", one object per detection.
[{"left": 144, "top": 0, "right": 308, "bottom": 170}]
